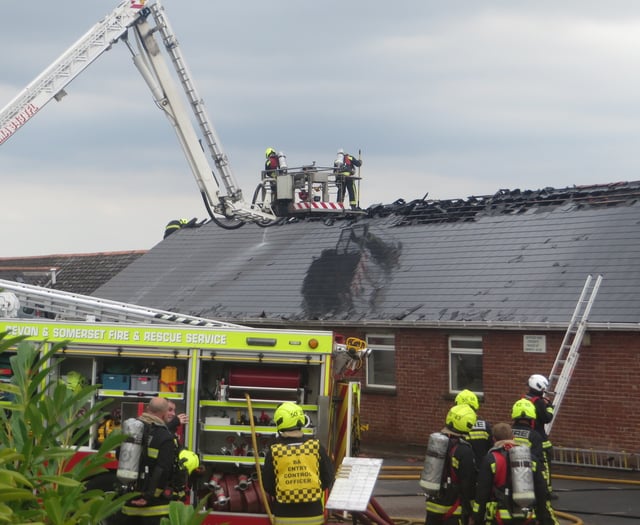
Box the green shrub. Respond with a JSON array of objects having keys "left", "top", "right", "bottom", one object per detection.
[{"left": 0, "top": 331, "right": 129, "bottom": 524}]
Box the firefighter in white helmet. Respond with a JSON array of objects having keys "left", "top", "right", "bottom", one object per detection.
[
  {"left": 333, "top": 148, "right": 362, "bottom": 210},
  {"left": 524, "top": 374, "right": 554, "bottom": 496}
]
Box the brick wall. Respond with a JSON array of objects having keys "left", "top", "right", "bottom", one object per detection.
[{"left": 353, "top": 328, "right": 640, "bottom": 454}]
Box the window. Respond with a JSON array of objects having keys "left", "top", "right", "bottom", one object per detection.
[
  {"left": 449, "top": 335, "right": 483, "bottom": 394},
  {"left": 365, "top": 334, "right": 396, "bottom": 390}
]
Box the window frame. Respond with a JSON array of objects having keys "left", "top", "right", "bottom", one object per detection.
[
  {"left": 448, "top": 335, "right": 483, "bottom": 395},
  {"left": 365, "top": 333, "right": 396, "bottom": 391}
]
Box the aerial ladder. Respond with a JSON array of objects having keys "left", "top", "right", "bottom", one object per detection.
[
  {"left": 0, "top": 1, "right": 357, "bottom": 227},
  {"left": 546, "top": 274, "right": 603, "bottom": 434},
  {"left": 0, "top": 277, "right": 242, "bottom": 328}
]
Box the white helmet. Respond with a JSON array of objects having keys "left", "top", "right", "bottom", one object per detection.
[{"left": 528, "top": 374, "right": 548, "bottom": 392}]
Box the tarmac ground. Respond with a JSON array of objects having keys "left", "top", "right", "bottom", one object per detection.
[{"left": 349, "top": 444, "right": 640, "bottom": 525}]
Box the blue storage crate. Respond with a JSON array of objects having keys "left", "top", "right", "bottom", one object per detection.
[{"left": 101, "top": 373, "right": 130, "bottom": 390}]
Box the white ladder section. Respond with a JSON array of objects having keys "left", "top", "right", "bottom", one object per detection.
[
  {"left": 0, "top": 278, "right": 242, "bottom": 329},
  {"left": 0, "top": 0, "right": 143, "bottom": 144},
  {"left": 546, "top": 274, "right": 603, "bottom": 434},
  {"left": 148, "top": 2, "right": 241, "bottom": 202}
]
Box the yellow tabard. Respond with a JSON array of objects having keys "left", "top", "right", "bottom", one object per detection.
[{"left": 272, "top": 440, "right": 322, "bottom": 503}]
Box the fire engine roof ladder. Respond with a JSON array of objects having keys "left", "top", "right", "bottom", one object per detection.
[
  {"left": 545, "top": 274, "right": 603, "bottom": 434},
  {"left": 0, "top": 278, "right": 242, "bottom": 329}
]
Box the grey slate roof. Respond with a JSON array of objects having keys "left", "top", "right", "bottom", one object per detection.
[
  {"left": 93, "top": 182, "right": 640, "bottom": 327},
  {"left": 0, "top": 251, "right": 146, "bottom": 296}
]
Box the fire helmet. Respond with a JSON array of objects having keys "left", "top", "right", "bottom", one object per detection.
[
  {"left": 512, "top": 398, "right": 537, "bottom": 420},
  {"left": 265, "top": 147, "right": 276, "bottom": 157},
  {"left": 274, "top": 401, "right": 306, "bottom": 432},
  {"left": 528, "top": 374, "right": 549, "bottom": 393},
  {"left": 445, "top": 404, "right": 477, "bottom": 434},
  {"left": 62, "top": 371, "right": 86, "bottom": 393},
  {"left": 454, "top": 389, "right": 479, "bottom": 411},
  {"left": 179, "top": 449, "right": 200, "bottom": 474}
]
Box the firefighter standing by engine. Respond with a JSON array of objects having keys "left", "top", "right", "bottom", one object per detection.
[
  {"left": 261, "top": 402, "right": 334, "bottom": 525},
  {"left": 420, "top": 404, "right": 477, "bottom": 525},
  {"left": 524, "top": 374, "right": 554, "bottom": 496},
  {"left": 471, "top": 422, "right": 554, "bottom": 525},
  {"left": 455, "top": 389, "right": 492, "bottom": 469},
  {"left": 121, "top": 397, "right": 178, "bottom": 525},
  {"left": 333, "top": 148, "right": 362, "bottom": 210}
]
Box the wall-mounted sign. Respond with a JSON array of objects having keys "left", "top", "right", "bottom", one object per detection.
[{"left": 523, "top": 335, "right": 546, "bottom": 353}]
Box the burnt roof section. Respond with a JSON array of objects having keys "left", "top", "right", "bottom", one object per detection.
[
  {"left": 0, "top": 251, "right": 146, "bottom": 296},
  {"left": 369, "top": 181, "right": 640, "bottom": 225},
  {"left": 93, "top": 180, "right": 640, "bottom": 327}
]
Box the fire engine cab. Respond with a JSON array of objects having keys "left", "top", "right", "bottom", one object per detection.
[
  {"left": 0, "top": 0, "right": 363, "bottom": 228},
  {"left": 0, "top": 278, "right": 367, "bottom": 524}
]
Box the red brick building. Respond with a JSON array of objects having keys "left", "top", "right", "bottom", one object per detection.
[{"left": 6, "top": 182, "right": 639, "bottom": 459}]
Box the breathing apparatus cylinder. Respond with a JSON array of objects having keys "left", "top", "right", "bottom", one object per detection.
[
  {"left": 277, "top": 152, "right": 288, "bottom": 171},
  {"left": 419, "top": 432, "right": 450, "bottom": 495},
  {"left": 334, "top": 151, "right": 345, "bottom": 168},
  {"left": 509, "top": 445, "right": 536, "bottom": 509},
  {"left": 117, "top": 418, "right": 145, "bottom": 484}
]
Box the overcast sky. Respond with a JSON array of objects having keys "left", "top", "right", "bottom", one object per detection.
[{"left": 3, "top": 1, "right": 640, "bottom": 257}]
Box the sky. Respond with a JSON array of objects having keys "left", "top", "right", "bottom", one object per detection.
[{"left": 3, "top": 1, "right": 640, "bottom": 256}]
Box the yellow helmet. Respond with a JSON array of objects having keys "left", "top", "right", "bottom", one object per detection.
[
  {"left": 454, "top": 389, "right": 479, "bottom": 411},
  {"left": 178, "top": 449, "right": 200, "bottom": 474},
  {"left": 274, "top": 401, "right": 306, "bottom": 432},
  {"left": 265, "top": 147, "right": 276, "bottom": 158},
  {"left": 62, "top": 371, "right": 86, "bottom": 393},
  {"left": 445, "top": 404, "right": 477, "bottom": 433},
  {"left": 512, "top": 398, "right": 536, "bottom": 420}
]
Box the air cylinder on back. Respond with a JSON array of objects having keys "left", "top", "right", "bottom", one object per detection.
[
  {"left": 117, "top": 417, "right": 145, "bottom": 484},
  {"left": 419, "top": 432, "right": 450, "bottom": 496},
  {"left": 509, "top": 445, "right": 536, "bottom": 509}
]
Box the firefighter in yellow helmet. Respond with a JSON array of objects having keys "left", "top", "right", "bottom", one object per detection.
[
  {"left": 455, "top": 389, "right": 492, "bottom": 469},
  {"left": 264, "top": 147, "right": 287, "bottom": 201},
  {"left": 424, "top": 404, "right": 477, "bottom": 525},
  {"left": 511, "top": 399, "right": 559, "bottom": 524},
  {"left": 261, "top": 402, "right": 334, "bottom": 525}
]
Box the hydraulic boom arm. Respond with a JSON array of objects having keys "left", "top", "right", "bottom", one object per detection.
[{"left": 0, "top": 0, "right": 274, "bottom": 224}]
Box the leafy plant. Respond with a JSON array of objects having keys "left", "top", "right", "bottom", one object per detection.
[
  {"left": 0, "top": 331, "right": 130, "bottom": 524},
  {"left": 160, "top": 500, "right": 208, "bottom": 525}
]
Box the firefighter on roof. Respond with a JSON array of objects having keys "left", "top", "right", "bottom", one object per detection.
[
  {"left": 163, "top": 217, "right": 198, "bottom": 239},
  {"left": 261, "top": 402, "right": 334, "bottom": 525},
  {"left": 334, "top": 148, "right": 362, "bottom": 210},
  {"left": 421, "top": 404, "right": 477, "bottom": 525},
  {"left": 455, "top": 389, "right": 492, "bottom": 469},
  {"left": 472, "top": 422, "right": 554, "bottom": 525}
]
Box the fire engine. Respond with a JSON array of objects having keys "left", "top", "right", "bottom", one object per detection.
[
  {"left": 0, "top": 278, "right": 368, "bottom": 524},
  {"left": 0, "top": 0, "right": 361, "bottom": 228}
]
